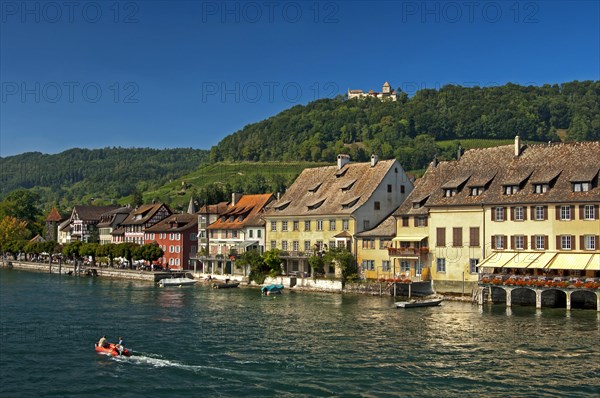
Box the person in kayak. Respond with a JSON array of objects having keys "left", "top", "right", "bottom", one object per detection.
[{"left": 98, "top": 335, "right": 109, "bottom": 348}]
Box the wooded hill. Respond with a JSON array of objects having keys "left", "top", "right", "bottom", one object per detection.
[
  {"left": 0, "top": 147, "right": 209, "bottom": 209},
  {"left": 210, "top": 80, "right": 599, "bottom": 170}
]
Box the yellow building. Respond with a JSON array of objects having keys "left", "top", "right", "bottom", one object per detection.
[
  {"left": 355, "top": 215, "right": 396, "bottom": 280},
  {"left": 264, "top": 154, "right": 413, "bottom": 276},
  {"left": 392, "top": 138, "right": 600, "bottom": 293}
]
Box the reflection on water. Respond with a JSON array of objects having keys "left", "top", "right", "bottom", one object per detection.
[{"left": 0, "top": 269, "right": 599, "bottom": 398}]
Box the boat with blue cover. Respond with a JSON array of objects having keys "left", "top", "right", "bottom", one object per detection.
[{"left": 261, "top": 284, "right": 284, "bottom": 295}]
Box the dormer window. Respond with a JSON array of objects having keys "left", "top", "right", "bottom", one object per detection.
[
  {"left": 573, "top": 182, "right": 590, "bottom": 192},
  {"left": 470, "top": 187, "right": 484, "bottom": 196},
  {"left": 308, "top": 183, "right": 322, "bottom": 193},
  {"left": 341, "top": 179, "right": 356, "bottom": 192},
  {"left": 307, "top": 198, "right": 326, "bottom": 210},
  {"left": 533, "top": 184, "right": 548, "bottom": 194},
  {"left": 444, "top": 189, "right": 457, "bottom": 197},
  {"left": 504, "top": 185, "right": 519, "bottom": 195},
  {"left": 341, "top": 196, "right": 360, "bottom": 209}
]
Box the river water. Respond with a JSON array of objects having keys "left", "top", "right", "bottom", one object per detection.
[{"left": 0, "top": 269, "right": 598, "bottom": 397}]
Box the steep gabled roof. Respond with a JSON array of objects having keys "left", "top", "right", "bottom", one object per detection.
[
  {"left": 97, "top": 206, "right": 132, "bottom": 228},
  {"left": 121, "top": 203, "right": 171, "bottom": 225},
  {"left": 72, "top": 205, "right": 121, "bottom": 222},
  {"left": 395, "top": 140, "right": 600, "bottom": 216},
  {"left": 146, "top": 213, "right": 198, "bottom": 233},
  {"left": 207, "top": 194, "right": 274, "bottom": 230},
  {"left": 266, "top": 159, "right": 397, "bottom": 217},
  {"left": 197, "top": 201, "right": 231, "bottom": 215}
]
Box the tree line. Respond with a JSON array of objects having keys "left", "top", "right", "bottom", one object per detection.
[{"left": 2, "top": 239, "right": 164, "bottom": 269}]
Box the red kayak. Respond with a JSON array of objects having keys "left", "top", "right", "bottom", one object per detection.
[{"left": 95, "top": 343, "right": 131, "bottom": 357}]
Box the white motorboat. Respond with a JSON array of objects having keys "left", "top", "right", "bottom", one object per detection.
[{"left": 158, "top": 277, "right": 197, "bottom": 287}]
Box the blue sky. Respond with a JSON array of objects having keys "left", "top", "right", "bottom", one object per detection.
[{"left": 1, "top": 0, "right": 598, "bottom": 157}]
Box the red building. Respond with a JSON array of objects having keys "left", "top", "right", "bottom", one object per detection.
[{"left": 145, "top": 213, "right": 198, "bottom": 270}]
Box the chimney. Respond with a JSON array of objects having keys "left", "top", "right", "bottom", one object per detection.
[
  {"left": 370, "top": 154, "right": 378, "bottom": 167},
  {"left": 457, "top": 146, "right": 464, "bottom": 160},
  {"left": 337, "top": 154, "right": 350, "bottom": 169},
  {"left": 277, "top": 192, "right": 281, "bottom": 201},
  {"left": 232, "top": 192, "right": 243, "bottom": 206},
  {"left": 431, "top": 157, "right": 438, "bottom": 168},
  {"left": 514, "top": 136, "right": 521, "bottom": 157}
]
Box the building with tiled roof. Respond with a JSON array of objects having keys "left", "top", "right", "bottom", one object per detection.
[
  {"left": 145, "top": 213, "right": 198, "bottom": 270},
  {"left": 68, "top": 205, "right": 121, "bottom": 243},
  {"left": 355, "top": 214, "right": 397, "bottom": 280},
  {"left": 195, "top": 201, "right": 232, "bottom": 270},
  {"left": 116, "top": 203, "right": 172, "bottom": 245},
  {"left": 347, "top": 81, "right": 397, "bottom": 101},
  {"left": 205, "top": 193, "right": 274, "bottom": 275},
  {"left": 265, "top": 154, "right": 413, "bottom": 276},
  {"left": 392, "top": 137, "right": 600, "bottom": 293},
  {"left": 97, "top": 206, "right": 132, "bottom": 244}
]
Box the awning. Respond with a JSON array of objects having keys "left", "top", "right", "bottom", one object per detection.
[
  {"left": 502, "top": 252, "right": 543, "bottom": 269},
  {"left": 527, "top": 252, "right": 558, "bottom": 269},
  {"left": 392, "top": 236, "right": 428, "bottom": 242},
  {"left": 479, "top": 252, "right": 517, "bottom": 269},
  {"left": 585, "top": 254, "right": 600, "bottom": 271},
  {"left": 547, "top": 253, "right": 594, "bottom": 270},
  {"left": 239, "top": 240, "right": 259, "bottom": 248}
]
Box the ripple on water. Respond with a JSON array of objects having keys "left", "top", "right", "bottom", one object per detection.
[{"left": 1, "top": 270, "right": 599, "bottom": 397}]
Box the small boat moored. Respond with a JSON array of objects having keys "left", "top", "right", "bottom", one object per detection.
[
  {"left": 261, "top": 284, "right": 284, "bottom": 295},
  {"left": 158, "top": 277, "right": 197, "bottom": 287},
  {"left": 95, "top": 343, "right": 131, "bottom": 357},
  {"left": 395, "top": 298, "right": 443, "bottom": 308},
  {"left": 212, "top": 282, "right": 240, "bottom": 289}
]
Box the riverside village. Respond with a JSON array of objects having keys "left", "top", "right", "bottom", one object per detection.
[{"left": 3, "top": 136, "right": 600, "bottom": 311}]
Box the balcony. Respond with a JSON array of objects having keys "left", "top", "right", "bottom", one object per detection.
[
  {"left": 280, "top": 251, "right": 312, "bottom": 258},
  {"left": 388, "top": 247, "right": 428, "bottom": 256}
]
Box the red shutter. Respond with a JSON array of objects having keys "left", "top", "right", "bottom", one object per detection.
[
  {"left": 571, "top": 235, "right": 576, "bottom": 250},
  {"left": 579, "top": 205, "right": 584, "bottom": 219},
  {"left": 491, "top": 207, "right": 496, "bottom": 221},
  {"left": 580, "top": 235, "right": 585, "bottom": 250},
  {"left": 530, "top": 206, "right": 535, "bottom": 220},
  {"left": 544, "top": 206, "right": 548, "bottom": 221},
  {"left": 510, "top": 207, "right": 514, "bottom": 221},
  {"left": 544, "top": 235, "right": 549, "bottom": 250},
  {"left": 556, "top": 236, "right": 561, "bottom": 250},
  {"left": 555, "top": 205, "right": 560, "bottom": 220},
  {"left": 523, "top": 236, "right": 528, "bottom": 250}
]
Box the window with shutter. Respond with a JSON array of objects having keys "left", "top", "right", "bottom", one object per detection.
[{"left": 436, "top": 228, "right": 446, "bottom": 247}]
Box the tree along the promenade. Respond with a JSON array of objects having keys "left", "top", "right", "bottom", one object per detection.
[
  {"left": 115, "top": 242, "right": 139, "bottom": 268},
  {"left": 0, "top": 216, "right": 29, "bottom": 254},
  {"left": 62, "top": 241, "right": 84, "bottom": 263},
  {"left": 96, "top": 243, "right": 117, "bottom": 267},
  {"left": 237, "top": 249, "right": 265, "bottom": 283},
  {"left": 80, "top": 242, "right": 99, "bottom": 266},
  {"left": 133, "top": 243, "right": 164, "bottom": 266},
  {"left": 322, "top": 247, "right": 358, "bottom": 284}
]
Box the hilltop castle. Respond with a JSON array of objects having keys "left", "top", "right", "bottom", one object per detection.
[{"left": 347, "top": 81, "right": 397, "bottom": 101}]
